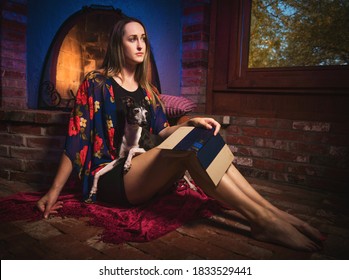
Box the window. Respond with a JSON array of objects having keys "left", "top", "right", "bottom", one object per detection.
[
  {"left": 220, "top": 0, "right": 349, "bottom": 93},
  {"left": 249, "top": 0, "right": 349, "bottom": 68},
  {"left": 206, "top": 0, "right": 349, "bottom": 119}
]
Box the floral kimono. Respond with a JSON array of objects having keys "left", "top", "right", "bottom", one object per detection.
[{"left": 64, "top": 71, "right": 169, "bottom": 202}]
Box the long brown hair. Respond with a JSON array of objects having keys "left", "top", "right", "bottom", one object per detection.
[{"left": 101, "top": 16, "right": 161, "bottom": 108}]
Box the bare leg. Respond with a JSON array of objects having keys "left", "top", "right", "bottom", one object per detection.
[
  {"left": 227, "top": 164, "right": 324, "bottom": 242},
  {"left": 124, "top": 148, "right": 320, "bottom": 251}
]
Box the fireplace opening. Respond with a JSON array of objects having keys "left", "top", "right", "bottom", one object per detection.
[{"left": 39, "top": 5, "right": 160, "bottom": 110}]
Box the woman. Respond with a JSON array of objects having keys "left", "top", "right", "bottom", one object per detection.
[{"left": 37, "top": 17, "right": 324, "bottom": 252}]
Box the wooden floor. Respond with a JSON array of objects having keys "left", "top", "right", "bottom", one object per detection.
[{"left": 0, "top": 177, "right": 348, "bottom": 260}]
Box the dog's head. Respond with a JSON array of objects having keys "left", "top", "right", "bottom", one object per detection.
[{"left": 123, "top": 97, "right": 148, "bottom": 127}]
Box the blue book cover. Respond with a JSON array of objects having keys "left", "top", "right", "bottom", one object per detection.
[
  {"left": 158, "top": 126, "right": 234, "bottom": 186},
  {"left": 173, "top": 127, "right": 225, "bottom": 170}
]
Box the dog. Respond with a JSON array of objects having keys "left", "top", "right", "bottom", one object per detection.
[
  {"left": 87, "top": 96, "right": 196, "bottom": 202},
  {"left": 87, "top": 97, "right": 149, "bottom": 201}
]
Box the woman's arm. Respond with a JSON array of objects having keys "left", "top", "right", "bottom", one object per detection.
[
  {"left": 36, "top": 153, "right": 73, "bottom": 218},
  {"left": 158, "top": 117, "right": 221, "bottom": 139}
]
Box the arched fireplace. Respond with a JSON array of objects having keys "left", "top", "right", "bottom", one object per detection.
[{"left": 38, "top": 5, "right": 160, "bottom": 110}]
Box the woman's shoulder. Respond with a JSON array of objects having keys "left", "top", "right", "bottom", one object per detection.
[
  {"left": 84, "top": 70, "right": 107, "bottom": 83},
  {"left": 83, "top": 71, "right": 117, "bottom": 90}
]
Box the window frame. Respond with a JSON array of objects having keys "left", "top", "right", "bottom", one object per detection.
[{"left": 226, "top": 0, "right": 349, "bottom": 94}]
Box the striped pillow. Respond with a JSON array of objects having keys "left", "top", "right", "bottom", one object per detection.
[{"left": 160, "top": 94, "right": 197, "bottom": 118}]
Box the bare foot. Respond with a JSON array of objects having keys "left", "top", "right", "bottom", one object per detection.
[
  {"left": 271, "top": 208, "right": 325, "bottom": 242},
  {"left": 251, "top": 211, "right": 321, "bottom": 252}
]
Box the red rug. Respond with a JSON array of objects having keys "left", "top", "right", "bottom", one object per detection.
[{"left": 0, "top": 180, "right": 221, "bottom": 244}]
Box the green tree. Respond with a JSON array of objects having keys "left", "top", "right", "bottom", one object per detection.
[{"left": 249, "top": 0, "right": 349, "bottom": 68}]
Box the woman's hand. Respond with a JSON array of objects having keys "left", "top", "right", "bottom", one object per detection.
[
  {"left": 187, "top": 117, "right": 221, "bottom": 135},
  {"left": 36, "top": 189, "right": 63, "bottom": 219},
  {"left": 159, "top": 117, "right": 221, "bottom": 139},
  {"left": 36, "top": 153, "right": 72, "bottom": 218}
]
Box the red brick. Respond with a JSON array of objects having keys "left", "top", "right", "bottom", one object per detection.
[
  {"left": 0, "top": 157, "right": 25, "bottom": 171},
  {"left": 0, "top": 98, "right": 27, "bottom": 109},
  {"left": 0, "top": 49, "right": 26, "bottom": 62},
  {"left": 182, "top": 23, "right": 209, "bottom": 34},
  {"left": 181, "top": 77, "right": 207, "bottom": 87},
  {"left": 232, "top": 117, "right": 257, "bottom": 126},
  {"left": 0, "top": 40, "right": 26, "bottom": 53},
  {"left": 255, "top": 138, "right": 288, "bottom": 150},
  {"left": 234, "top": 156, "right": 253, "bottom": 167},
  {"left": 183, "top": 41, "right": 209, "bottom": 52},
  {"left": 34, "top": 111, "right": 69, "bottom": 124},
  {"left": 8, "top": 123, "right": 42, "bottom": 135},
  {"left": 1, "top": 57, "right": 26, "bottom": 72},
  {"left": 329, "top": 146, "right": 348, "bottom": 157},
  {"left": 44, "top": 125, "right": 67, "bottom": 136},
  {"left": 2, "top": 1, "right": 28, "bottom": 15},
  {"left": 286, "top": 164, "right": 320, "bottom": 176},
  {"left": 271, "top": 172, "right": 306, "bottom": 186},
  {"left": 236, "top": 146, "right": 272, "bottom": 158},
  {"left": 182, "top": 13, "right": 207, "bottom": 26},
  {"left": 227, "top": 135, "right": 254, "bottom": 146},
  {"left": 295, "top": 155, "right": 309, "bottom": 163},
  {"left": 254, "top": 159, "right": 286, "bottom": 172},
  {"left": 26, "top": 136, "right": 65, "bottom": 149},
  {"left": 192, "top": 103, "right": 206, "bottom": 113},
  {"left": 292, "top": 121, "right": 331, "bottom": 132},
  {"left": 272, "top": 150, "right": 307, "bottom": 162},
  {"left": 10, "top": 146, "right": 62, "bottom": 161},
  {"left": 257, "top": 118, "right": 292, "bottom": 129},
  {"left": 182, "top": 32, "right": 209, "bottom": 42},
  {"left": 0, "top": 169, "right": 10, "bottom": 180},
  {"left": 1, "top": 79, "right": 27, "bottom": 91},
  {"left": 0, "top": 122, "right": 9, "bottom": 132},
  {"left": 183, "top": 5, "right": 208, "bottom": 16},
  {"left": 1, "top": 28, "right": 26, "bottom": 42},
  {"left": 0, "top": 146, "right": 10, "bottom": 157},
  {"left": 289, "top": 142, "right": 328, "bottom": 154},
  {"left": 180, "top": 86, "right": 206, "bottom": 95},
  {"left": 242, "top": 127, "right": 274, "bottom": 137},
  {"left": 0, "top": 133, "right": 25, "bottom": 146},
  {"left": 273, "top": 130, "right": 305, "bottom": 141},
  {"left": 226, "top": 125, "right": 239, "bottom": 134},
  {"left": 10, "top": 170, "right": 54, "bottom": 186},
  {"left": 182, "top": 60, "right": 208, "bottom": 68},
  {"left": 182, "top": 49, "right": 208, "bottom": 60},
  {"left": 238, "top": 166, "right": 269, "bottom": 180},
  {"left": 23, "top": 159, "right": 59, "bottom": 173},
  {"left": 1, "top": 70, "right": 26, "bottom": 80},
  {"left": 303, "top": 133, "right": 330, "bottom": 144},
  {"left": 181, "top": 68, "right": 207, "bottom": 78},
  {"left": 1, "top": 19, "right": 26, "bottom": 33},
  {"left": 1, "top": 87, "right": 26, "bottom": 98}
]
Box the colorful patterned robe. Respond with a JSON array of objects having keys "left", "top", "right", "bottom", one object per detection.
[{"left": 64, "top": 72, "right": 169, "bottom": 202}]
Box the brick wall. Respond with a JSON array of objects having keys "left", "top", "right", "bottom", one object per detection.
[
  {"left": 226, "top": 117, "right": 349, "bottom": 193},
  {"left": 0, "top": 110, "right": 69, "bottom": 187},
  {"left": 181, "top": 0, "right": 210, "bottom": 113},
  {"left": 0, "top": 0, "right": 28, "bottom": 109}
]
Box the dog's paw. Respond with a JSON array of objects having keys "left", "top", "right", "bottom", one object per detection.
[
  {"left": 123, "top": 163, "right": 131, "bottom": 173},
  {"left": 183, "top": 174, "right": 197, "bottom": 191}
]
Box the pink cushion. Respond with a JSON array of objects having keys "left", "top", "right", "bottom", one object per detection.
[{"left": 160, "top": 94, "right": 196, "bottom": 118}]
